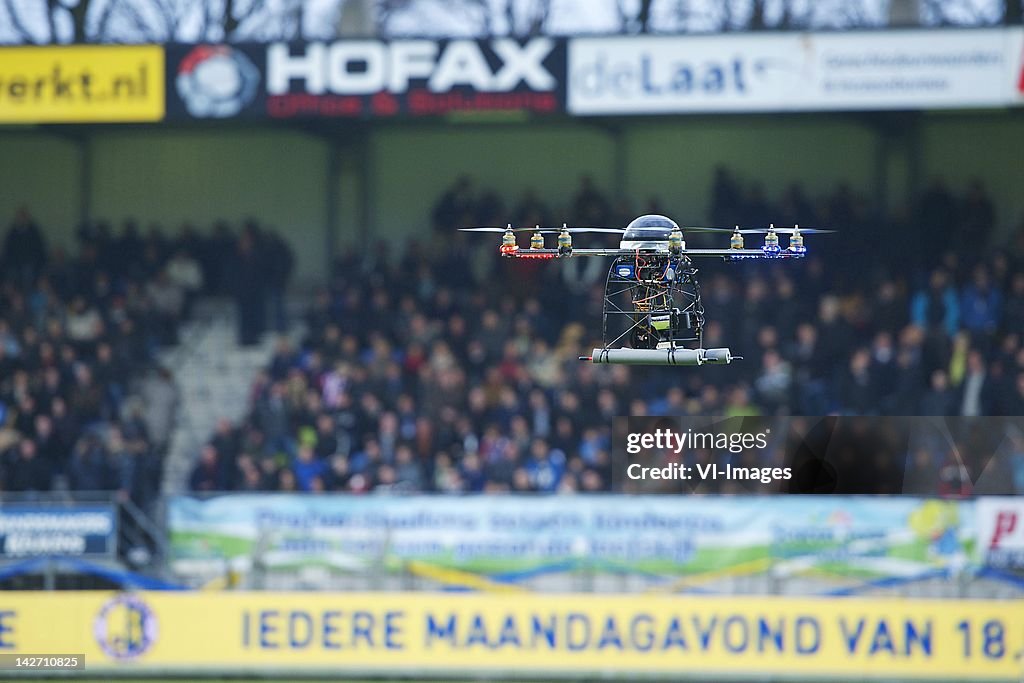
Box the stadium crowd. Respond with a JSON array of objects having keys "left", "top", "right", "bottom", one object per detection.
[
  {"left": 187, "top": 171, "right": 1024, "bottom": 496},
  {"left": 0, "top": 212, "right": 294, "bottom": 507},
  {"left": 1, "top": 173, "right": 1021, "bottom": 501}
]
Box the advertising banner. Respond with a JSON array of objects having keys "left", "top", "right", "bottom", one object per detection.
[
  {"left": 568, "top": 29, "right": 1021, "bottom": 115},
  {"left": 169, "top": 495, "right": 973, "bottom": 591},
  {"left": 0, "top": 504, "right": 116, "bottom": 558},
  {"left": 977, "top": 497, "right": 1024, "bottom": 572},
  {"left": 2, "top": 591, "right": 1022, "bottom": 679},
  {"left": 0, "top": 46, "right": 164, "bottom": 123},
  {"left": 165, "top": 38, "right": 567, "bottom": 120},
  {"left": 1010, "top": 26, "right": 1024, "bottom": 105}
]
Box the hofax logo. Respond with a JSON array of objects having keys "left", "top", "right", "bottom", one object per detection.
[{"left": 267, "top": 39, "right": 556, "bottom": 95}]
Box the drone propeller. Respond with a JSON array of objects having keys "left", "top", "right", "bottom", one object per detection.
[
  {"left": 679, "top": 226, "right": 740, "bottom": 233},
  {"left": 681, "top": 225, "right": 834, "bottom": 234},
  {"left": 734, "top": 225, "right": 835, "bottom": 235},
  {"left": 460, "top": 225, "right": 625, "bottom": 234}
]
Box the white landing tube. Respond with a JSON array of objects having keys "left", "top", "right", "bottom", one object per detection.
[
  {"left": 702, "top": 348, "right": 734, "bottom": 364},
  {"left": 585, "top": 348, "right": 735, "bottom": 366}
]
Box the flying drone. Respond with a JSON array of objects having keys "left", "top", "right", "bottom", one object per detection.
[{"left": 461, "top": 214, "right": 833, "bottom": 366}]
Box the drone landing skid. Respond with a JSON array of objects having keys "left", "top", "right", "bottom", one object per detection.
[{"left": 581, "top": 347, "right": 737, "bottom": 366}]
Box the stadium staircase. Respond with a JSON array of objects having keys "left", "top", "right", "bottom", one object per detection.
[{"left": 158, "top": 298, "right": 297, "bottom": 494}]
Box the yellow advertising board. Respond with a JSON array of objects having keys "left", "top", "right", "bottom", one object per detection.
[
  {"left": 1, "top": 592, "right": 1022, "bottom": 679},
  {"left": 0, "top": 46, "right": 164, "bottom": 123}
]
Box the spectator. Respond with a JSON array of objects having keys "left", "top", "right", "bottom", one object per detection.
[
  {"left": 958, "top": 351, "right": 990, "bottom": 416},
  {"left": 4, "top": 439, "right": 51, "bottom": 493},
  {"left": 166, "top": 247, "right": 203, "bottom": 317},
  {"left": 958, "top": 179, "right": 995, "bottom": 257},
  {"left": 67, "top": 431, "right": 110, "bottom": 492},
  {"left": 920, "top": 370, "right": 957, "bottom": 416},
  {"left": 837, "top": 349, "right": 876, "bottom": 414},
  {"left": 189, "top": 445, "right": 225, "bottom": 492},
  {"left": 292, "top": 443, "right": 327, "bottom": 492},
  {"left": 432, "top": 176, "right": 475, "bottom": 231},
  {"left": 571, "top": 175, "right": 612, "bottom": 226},
  {"left": 2, "top": 207, "right": 47, "bottom": 287},
  {"left": 911, "top": 269, "right": 960, "bottom": 338},
  {"left": 140, "top": 367, "right": 179, "bottom": 458},
  {"left": 960, "top": 265, "right": 1001, "bottom": 339},
  {"left": 228, "top": 227, "right": 266, "bottom": 346}
]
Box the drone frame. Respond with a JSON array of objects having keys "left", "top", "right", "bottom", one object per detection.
[{"left": 462, "top": 222, "right": 824, "bottom": 365}]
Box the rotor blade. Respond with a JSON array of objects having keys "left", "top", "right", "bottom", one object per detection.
[
  {"left": 774, "top": 227, "right": 835, "bottom": 234},
  {"left": 680, "top": 226, "right": 736, "bottom": 233},
  {"left": 734, "top": 226, "right": 835, "bottom": 234},
  {"left": 680, "top": 225, "right": 835, "bottom": 234},
  {"left": 464, "top": 224, "right": 834, "bottom": 234},
  {"left": 558, "top": 227, "right": 625, "bottom": 233},
  {"left": 460, "top": 226, "right": 625, "bottom": 233},
  {"left": 459, "top": 226, "right": 547, "bottom": 232}
]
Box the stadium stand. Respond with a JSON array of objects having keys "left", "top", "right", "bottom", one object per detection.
[
  {"left": 178, "top": 172, "right": 1024, "bottom": 496},
  {"left": 3, "top": 174, "right": 1022, "bottom": 501},
  {"left": 0, "top": 215, "right": 294, "bottom": 518}
]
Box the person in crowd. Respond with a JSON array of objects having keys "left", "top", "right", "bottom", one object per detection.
[
  {"left": 227, "top": 225, "right": 267, "bottom": 346},
  {"left": 265, "top": 230, "right": 295, "bottom": 333},
  {"left": 189, "top": 444, "right": 225, "bottom": 492},
  {"left": 2, "top": 207, "right": 47, "bottom": 288},
  {"left": 960, "top": 264, "right": 1001, "bottom": 341},
  {"left": 432, "top": 175, "right": 476, "bottom": 232}
]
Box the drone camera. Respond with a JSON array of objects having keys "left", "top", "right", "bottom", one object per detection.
[
  {"left": 649, "top": 312, "right": 672, "bottom": 332},
  {"left": 648, "top": 307, "right": 694, "bottom": 335}
]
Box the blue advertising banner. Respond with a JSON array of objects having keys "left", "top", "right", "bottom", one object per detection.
[{"left": 0, "top": 504, "right": 116, "bottom": 558}]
